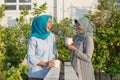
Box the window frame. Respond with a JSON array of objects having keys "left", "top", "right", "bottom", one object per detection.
[{"left": 4, "top": 0, "right": 32, "bottom": 11}]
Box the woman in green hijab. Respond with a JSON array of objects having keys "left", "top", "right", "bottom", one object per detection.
[
  {"left": 67, "top": 17, "right": 96, "bottom": 80},
  {"left": 26, "top": 15, "right": 58, "bottom": 80}
]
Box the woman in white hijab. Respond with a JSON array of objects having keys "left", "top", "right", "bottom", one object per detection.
[{"left": 67, "top": 17, "right": 96, "bottom": 80}]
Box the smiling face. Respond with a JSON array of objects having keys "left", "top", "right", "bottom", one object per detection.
[
  {"left": 76, "top": 26, "right": 83, "bottom": 34},
  {"left": 75, "top": 20, "right": 83, "bottom": 34},
  {"left": 46, "top": 18, "right": 53, "bottom": 32}
]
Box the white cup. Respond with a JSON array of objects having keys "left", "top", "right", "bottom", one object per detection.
[
  {"left": 65, "top": 38, "right": 73, "bottom": 46},
  {"left": 54, "top": 60, "right": 61, "bottom": 68}
]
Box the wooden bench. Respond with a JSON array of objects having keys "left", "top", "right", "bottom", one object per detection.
[{"left": 44, "top": 62, "right": 78, "bottom": 80}]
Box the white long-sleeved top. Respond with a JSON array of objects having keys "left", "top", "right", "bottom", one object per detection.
[{"left": 26, "top": 32, "right": 58, "bottom": 78}]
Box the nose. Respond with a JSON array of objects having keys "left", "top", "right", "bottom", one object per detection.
[{"left": 48, "top": 26, "right": 51, "bottom": 29}]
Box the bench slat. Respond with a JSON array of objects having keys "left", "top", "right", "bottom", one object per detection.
[
  {"left": 44, "top": 67, "right": 60, "bottom": 80},
  {"left": 64, "top": 62, "right": 78, "bottom": 80}
]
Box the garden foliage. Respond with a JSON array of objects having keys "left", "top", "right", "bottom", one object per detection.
[{"left": 0, "top": 1, "right": 120, "bottom": 80}]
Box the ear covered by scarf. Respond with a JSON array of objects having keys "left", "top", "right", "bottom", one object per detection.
[{"left": 30, "top": 15, "right": 52, "bottom": 40}]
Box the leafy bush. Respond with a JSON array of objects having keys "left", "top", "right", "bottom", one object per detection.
[
  {"left": 52, "top": 18, "right": 75, "bottom": 61},
  {"left": 0, "top": 2, "right": 47, "bottom": 79},
  {"left": 0, "top": 4, "right": 5, "bottom": 21},
  {"left": 5, "top": 65, "right": 28, "bottom": 80},
  {"left": 0, "top": 1, "right": 120, "bottom": 80},
  {"left": 87, "top": 0, "right": 120, "bottom": 78}
]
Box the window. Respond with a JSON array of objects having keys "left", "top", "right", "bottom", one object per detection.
[
  {"left": 6, "top": 5, "right": 16, "bottom": 10},
  {"left": 19, "top": 5, "right": 31, "bottom": 10},
  {"left": 115, "top": 4, "right": 120, "bottom": 9},
  {"left": 115, "top": 0, "right": 120, "bottom": 3},
  {"left": 19, "top": 0, "right": 31, "bottom": 3},
  {"left": 5, "top": 0, "right": 16, "bottom": 3},
  {"left": 4, "top": 0, "right": 31, "bottom": 10}
]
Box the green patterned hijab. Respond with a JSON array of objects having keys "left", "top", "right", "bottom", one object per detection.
[{"left": 30, "top": 15, "right": 52, "bottom": 40}]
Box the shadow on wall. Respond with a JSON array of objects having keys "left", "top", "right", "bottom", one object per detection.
[{"left": 7, "top": 16, "right": 18, "bottom": 27}]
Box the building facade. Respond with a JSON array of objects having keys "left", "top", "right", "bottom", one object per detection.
[{"left": 0, "top": 0, "right": 98, "bottom": 26}]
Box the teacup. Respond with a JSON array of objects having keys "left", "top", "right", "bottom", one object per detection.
[
  {"left": 54, "top": 60, "right": 61, "bottom": 68},
  {"left": 65, "top": 38, "right": 73, "bottom": 46}
]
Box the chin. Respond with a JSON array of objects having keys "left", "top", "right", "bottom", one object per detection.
[{"left": 47, "top": 30, "right": 50, "bottom": 32}]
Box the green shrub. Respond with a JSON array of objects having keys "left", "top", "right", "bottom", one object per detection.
[
  {"left": 52, "top": 18, "right": 75, "bottom": 61},
  {"left": 87, "top": 0, "right": 120, "bottom": 78}
]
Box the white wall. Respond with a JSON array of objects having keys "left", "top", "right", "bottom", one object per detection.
[{"left": 0, "top": 0, "right": 98, "bottom": 27}]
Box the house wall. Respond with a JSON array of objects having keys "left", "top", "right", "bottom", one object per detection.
[{"left": 0, "top": 0, "right": 98, "bottom": 27}]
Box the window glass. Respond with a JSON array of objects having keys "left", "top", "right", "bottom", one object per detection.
[
  {"left": 19, "top": 0, "right": 31, "bottom": 3},
  {"left": 19, "top": 5, "right": 31, "bottom": 10},
  {"left": 5, "top": 0, "right": 16, "bottom": 3},
  {"left": 115, "top": 0, "right": 120, "bottom": 3},
  {"left": 6, "top": 5, "right": 16, "bottom": 10},
  {"left": 115, "top": 4, "right": 120, "bottom": 9}
]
